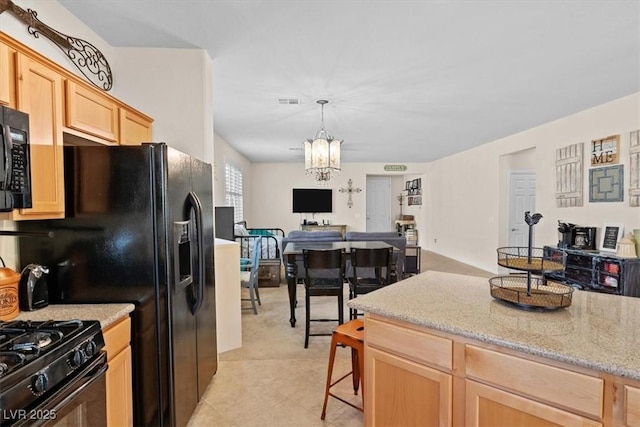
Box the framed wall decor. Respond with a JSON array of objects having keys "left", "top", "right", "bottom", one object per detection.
[
  {"left": 599, "top": 223, "right": 624, "bottom": 252},
  {"left": 589, "top": 165, "right": 624, "bottom": 202},
  {"left": 590, "top": 134, "right": 620, "bottom": 166},
  {"left": 556, "top": 142, "right": 583, "bottom": 207}
]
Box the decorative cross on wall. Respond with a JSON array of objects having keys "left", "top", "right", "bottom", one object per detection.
[{"left": 339, "top": 179, "right": 362, "bottom": 208}]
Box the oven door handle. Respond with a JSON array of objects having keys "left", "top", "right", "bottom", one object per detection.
[{"left": 15, "top": 353, "right": 108, "bottom": 427}]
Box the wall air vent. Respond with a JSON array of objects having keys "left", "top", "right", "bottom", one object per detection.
[{"left": 278, "top": 98, "right": 300, "bottom": 105}]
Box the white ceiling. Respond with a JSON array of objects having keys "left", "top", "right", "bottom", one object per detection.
[{"left": 58, "top": 0, "right": 640, "bottom": 164}]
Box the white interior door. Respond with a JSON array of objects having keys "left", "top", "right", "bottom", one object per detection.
[
  {"left": 366, "top": 177, "right": 392, "bottom": 232},
  {"left": 508, "top": 172, "right": 536, "bottom": 246}
]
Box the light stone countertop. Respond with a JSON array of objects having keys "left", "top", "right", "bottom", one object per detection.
[
  {"left": 348, "top": 270, "right": 640, "bottom": 381},
  {"left": 14, "top": 303, "right": 135, "bottom": 329}
]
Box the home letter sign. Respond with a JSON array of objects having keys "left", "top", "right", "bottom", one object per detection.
[{"left": 591, "top": 135, "right": 619, "bottom": 166}]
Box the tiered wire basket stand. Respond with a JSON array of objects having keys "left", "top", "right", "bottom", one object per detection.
[{"left": 489, "top": 212, "right": 573, "bottom": 310}]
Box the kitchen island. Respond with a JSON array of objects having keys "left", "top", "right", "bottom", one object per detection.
[{"left": 348, "top": 271, "right": 640, "bottom": 427}]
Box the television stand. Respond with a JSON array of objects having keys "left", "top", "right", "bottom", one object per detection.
[{"left": 300, "top": 224, "right": 347, "bottom": 238}]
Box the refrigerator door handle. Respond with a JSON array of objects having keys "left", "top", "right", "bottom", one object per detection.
[{"left": 187, "top": 191, "right": 205, "bottom": 315}]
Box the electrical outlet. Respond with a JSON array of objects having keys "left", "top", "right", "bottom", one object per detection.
[{"left": 434, "top": 238, "right": 437, "bottom": 243}]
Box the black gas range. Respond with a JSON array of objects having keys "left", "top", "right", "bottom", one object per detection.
[{"left": 0, "top": 320, "right": 107, "bottom": 426}]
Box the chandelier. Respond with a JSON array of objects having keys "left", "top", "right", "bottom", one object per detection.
[{"left": 304, "top": 100, "right": 341, "bottom": 182}]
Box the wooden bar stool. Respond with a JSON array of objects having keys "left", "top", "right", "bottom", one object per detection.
[{"left": 320, "top": 319, "right": 365, "bottom": 420}]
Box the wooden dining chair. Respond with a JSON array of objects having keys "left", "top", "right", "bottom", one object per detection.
[
  {"left": 302, "top": 248, "right": 346, "bottom": 348},
  {"left": 347, "top": 247, "right": 393, "bottom": 320}
]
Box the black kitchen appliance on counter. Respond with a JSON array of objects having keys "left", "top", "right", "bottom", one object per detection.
[
  {"left": 17, "top": 143, "right": 217, "bottom": 427},
  {"left": 18, "top": 264, "right": 49, "bottom": 311},
  {"left": 557, "top": 221, "right": 597, "bottom": 250},
  {"left": 557, "top": 221, "right": 575, "bottom": 249},
  {"left": 0, "top": 319, "right": 107, "bottom": 426},
  {"left": 572, "top": 226, "right": 597, "bottom": 250}
]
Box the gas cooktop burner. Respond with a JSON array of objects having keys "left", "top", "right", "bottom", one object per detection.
[
  {"left": 0, "top": 320, "right": 90, "bottom": 377},
  {"left": 10, "top": 330, "right": 63, "bottom": 352}
]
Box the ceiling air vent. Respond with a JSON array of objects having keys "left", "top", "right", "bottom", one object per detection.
[{"left": 278, "top": 98, "right": 300, "bottom": 105}]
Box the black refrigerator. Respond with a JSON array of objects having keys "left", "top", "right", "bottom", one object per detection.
[{"left": 17, "top": 143, "right": 217, "bottom": 427}]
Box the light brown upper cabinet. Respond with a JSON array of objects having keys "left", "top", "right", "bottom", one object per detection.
[
  {"left": 0, "top": 32, "right": 153, "bottom": 220},
  {"left": 120, "top": 108, "right": 153, "bottom": 146},
  {"left": 12, "top": 54, "right": 65, "bottom": 220},
  {"left": 65, "top": 80, "right": 119, "bottom": 144},
  {"left": 0, "top": 41, "right": 16, "bottom": 108}
]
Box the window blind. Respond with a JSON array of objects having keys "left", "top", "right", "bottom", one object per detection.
[{"left": 225, "top": 163, "right": 243, "bottom": 222}]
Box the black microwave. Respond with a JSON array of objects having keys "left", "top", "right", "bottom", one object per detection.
[{"left": 0, "top": 105, "right": 32, "bottom": 211}]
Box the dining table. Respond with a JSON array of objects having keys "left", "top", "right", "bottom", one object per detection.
[{"left": 282, "top": 240, "right": 397, "bottom": 327}]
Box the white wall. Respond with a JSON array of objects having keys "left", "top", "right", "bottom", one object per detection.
[
  {"left": 250, "top": 163, "right": 428, "bottom": 239},
  {"left": 114, "top": 48, "right": 214, "bottom": 163},
  {"left": 427, "top": 93, "right": 640, "bottom": 273}
]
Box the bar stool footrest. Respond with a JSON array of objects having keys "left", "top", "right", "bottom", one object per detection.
[
  {"left": 327, "top": 391, "right": 363, "bottom": 413},
  {"left": 329, "top": 370, "right": 359, "bottom": 395}
]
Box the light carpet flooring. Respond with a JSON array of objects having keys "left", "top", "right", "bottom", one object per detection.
[{"left": 187, "top": 250, "right": 492, "bottom": 427}]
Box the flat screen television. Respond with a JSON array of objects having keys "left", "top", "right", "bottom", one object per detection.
[{"left": 292, "top": 188, "right": 332, "bottom": 213}]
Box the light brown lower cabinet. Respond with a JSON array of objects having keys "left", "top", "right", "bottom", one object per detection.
[
  {"left": 366, "top": 346, "right": 452, "bottom": 427},
  {"left": 364, "top": 314, "right": 640, "bottom": 427},
  {"left": 625, "top": 384, "right": 640, "bottom": 427},
  {"left": 103, "top": 316, "right": 133, "bottom": 427},
  {"left": 465, "top": 380, "right": 601, "bottom": 427}
]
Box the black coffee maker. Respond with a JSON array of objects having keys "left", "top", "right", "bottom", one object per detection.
[
  {"left": 573, "top": 227, "right": 597, "bottom": 250},
  {"left": 557, "top": 221, "right": 575, "bottom": 249}
]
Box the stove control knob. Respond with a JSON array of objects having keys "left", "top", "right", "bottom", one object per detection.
[
  {"left": 69, "top": 349, "right": 86, "bottom": 368},
  {"left": 31, "top": 373, "right": 49, "bottom": 394},
  {"left": 84, "top": 340, "right": 97, "bottom": 357}
]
